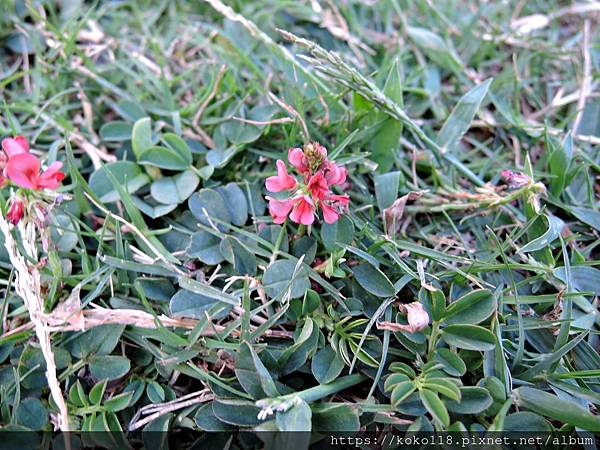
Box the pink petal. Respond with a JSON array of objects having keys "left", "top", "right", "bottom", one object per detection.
[
  {"left": 336, "top": 167, "right": 347, "bottom": 185},
  {"left": 266, "top": 196, "right": 294, "bottom": 224},
  {"left": 5, "top": 153, "right": 41, "bottom": 189},
  {"left": 37, "top": 161, "right": 65, "bottom": 189},
  {"left": 324, "top": 161, "right": 346, "bottom": 186},
  {"left": 321, "top": 203, "right": 339, "bottom": 224},
  {"left": 290, "top": 196, "right": 314, "bottom": 225},
  {"left": 288, "top": 147, "right": 308, "bottom": 174},
  {"left": 265, "top": 176, "right": 284, "bottom": 192},
  {"left": 265, "top": 160, "right": 297, "bottom": 192},
  {"left": 326, "top": 194, "right": 350, "bottom": 206},
  {"left": 2, "top": 136, "right": 29, "bottom": 158}
]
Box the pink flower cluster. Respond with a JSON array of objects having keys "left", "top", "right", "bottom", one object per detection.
[
  {"left": 265, "top": 142, "right": 349, "bottom": 225},
  {"left": 1, "top": 136, "right": 65, "bottom": 225}
]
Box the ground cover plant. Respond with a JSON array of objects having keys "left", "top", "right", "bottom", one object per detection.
[{"left": 0, "top": 0, "right": 599, "bottom": 447}]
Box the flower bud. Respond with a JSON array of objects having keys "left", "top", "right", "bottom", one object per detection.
[
  {"left": 501, "top": 169, "right": 531, "bottom": 188},
  {"left": 303, "top": 142, "right": 327, "bottom": 172},
  {"left": 6, "top": 198, "right": 24, "bottom": 225}
]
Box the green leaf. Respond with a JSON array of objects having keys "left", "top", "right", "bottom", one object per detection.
[
  {"left": 15, "top": 398, "right": 48, "bottom": 430},
  {"left": 142, "top": 414, "right": 171, "bottom": 450},
  {"left": 212, "top": 399, "right": 262, "bottom": 427},
  {"left": 89, "top": 355, "right": 131, "bottom": 381},
  {"left": 170, "top": 289, "right": 231, "bottom": 319},
  {"left": 518, "top": 214, "right": 564, "bottom": 253},
  {"left": 321, "top": 215, "right": 354, "bottom": 250},
  {"left": 352, "top": 263, "right": 395, "bottom": 297},
  {"left": 162, "top": 133, "right": 193, "bottom": 165},
  {"left": 131, "top": 117, "right": 153, "bottom": 158},
  {"left": 514, "top": 387, "right": 600, "bottom": 431},
  {"left": 137, "top": 277, "right": 176, "bottom": 302},
  {"left": 554, "top": 266, "right": 600, "bottom": 296},
  {"left": 424, "top": 378, "right": 461, "bottom": 401},
  {"left": 312, "top": 404, "right": 360, "bottom": 432},
  {"left": 7, "top": 31, "right": 44, "bottom": 54},
  {"left": 278, "top": 319, "right": 319, "bottom": 375},
  {"left": 89, "top": 161, "right": 149, "bottom": 203},
  {"left": 444, "top": 289, "right": 496, "bottom": 325},
  {"left": 406, "top": 27, "right": 463, "bottom": 74},
  {"left": 139, "top": 146, "right": 191, "bottom": 170},
  {"left": 263, "top": 260, "right": 310, "bottom": 300},
  {"left": 69, "top": 381, "right": 87, "bottom": 407},
  {"left": 384, "top": 372, "right": 410, "bottom": 392},
  {"left": 102, "top": 161, "right": 179, "bottom": 264},
  {"left": 235, "top": 342, "right": 279, "bottom": 399},
  {"left": 194, "top": 403, "right": 234, "bottom": 431},
  {"left": 65, "top": 325, "right": 125, "bottom": 358},
  {"left": 216, "top": 183, "right": 249, "bottom": 226},
  {"left": 178, "top": 276, "right": 239, "bottom": 306},
  {"left": 220, "top": 237, "right": 257, "bottom": 276},
  {"left": 132, "top": 196, "right": 177, "bottom": 218},
  {"left": 434, "top": 349, "right": 466, "bottom": 376},
  {"left": 188, "top": 189, "right": 232, "bottom": 231},
  {"left": 276, "top": 399, "right": 312, "bottom": 431},
  {"left": 150, "top": 170, "right": 199, "bottom": 205},
  {"left": 146, "top": 381, "right": 165, "bottom": 403},
  {"left": 446, "top": 387, "right": 492, "bottom": 414},
  {"left": 50, "top": 213, "right": 79, "bottom": 252},
  {"left": 441, "top": 324, "right": 496, "bottom": 351},
  {"left": 391, "top": 381, "right": 416, "bottom": 406},
  {"left": 374, "top": 171, "right": 403, "bottom": 212},
  {"left": 372, "top": 59, "right": 403, "bottom": 172},
  {"left": 104, "top": 391, "right": 134, "bottom": 412},
  {"left": 568, "top": 206, "right": 600, "bottom": 232},
  {"left": 548, "top": 132, "right": 573, "bottom": 196},
  {"left": 115, "top": 100, "right": 146, "bottom": 121},
  {"left": 422, "top": 288, "right": 446, "bottom": 322},
  {"left": 89, "top": 379, "right": 108, "bottom": 405},
  {"left": 187, "top": 231, "right": 225, "bottom": 265},
  {"left": 419, "top": 388, "right": 450, "bottom": 427},
  {"left": 311, "top": 346, "right": 345, "bottom": 384},
  {"left": 99, "top": 121, "right": 133, "bottom": 142},
  {"left": 437, "top": 79, "right": 492, "bottom": 154},
  {"left": 219, "top": 104, "right": 276, "bottom": 145},
  {"left": 503, "top": 412, "right": 552, "bottom": 432}
]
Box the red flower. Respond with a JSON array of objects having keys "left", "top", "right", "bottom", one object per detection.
[
  {"left": 265, "top": 160, "right": 297, "bottom": 192},
  {"left": 5, "top": 153, "right": 65, "bottom": 190},
  {"left": 266, "top": 196, "right": 294, "bottom": 224},
  {"left": 6, "top": 198, "right": 24, "bottom": 225},
  {"left": 2, "top": 136, "right": 29, "bottom": 158},
  {"left": 306, "top": 171, "right": 329, "bottom": 200},
  {"left": 289, "top": 195, "right": 315, "bottom": 225}
]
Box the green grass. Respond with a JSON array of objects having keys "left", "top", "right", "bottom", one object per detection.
[{"left": 0, "top": 0, "right": 599, "bottom": 442}]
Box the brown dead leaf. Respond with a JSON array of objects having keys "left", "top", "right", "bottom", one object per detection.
[{"left": 383, "top": 191, "right": 423, "bottom": 237}]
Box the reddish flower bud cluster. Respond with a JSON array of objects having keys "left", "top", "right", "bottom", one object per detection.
[
  {"left": 265, "top": 142, "right": 349, "bottom": 225},
  {"left": 6, "top": 198, "right": 24, "bottom": 225}
]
